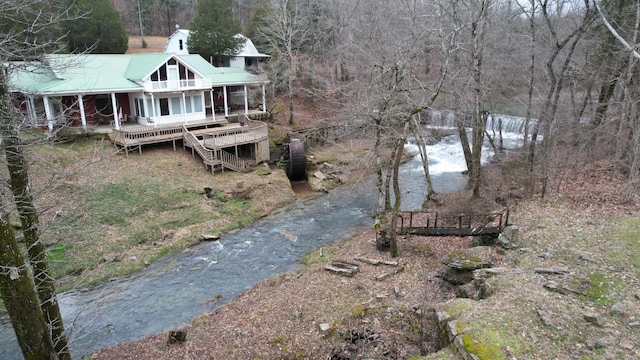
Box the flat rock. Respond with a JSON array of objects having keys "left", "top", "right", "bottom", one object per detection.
[{"left": 441, "top": 246, "right": 493, "bottom": 270}]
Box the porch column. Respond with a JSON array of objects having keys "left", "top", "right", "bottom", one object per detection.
[
  {"left": 150, "top": 93, "right": 156, "bottom": 116},
  {"left": 150, "top": 93, "right": 157, "bottom": 127},
  {"left": 27, "top": 95, "right": 37, "bottom": 124},
  {"left": 78, "top": 95, "right": 87, "bottom": 129},
  {"left": 141, "top": 93, "right": 148, "bottom": 124},
  {"left": 223, "top": 86, "right": 229, "bottom": 116},
  {"left": 262, "top": 84, "right": 266, "bottom": 112},
  {"left": 210, "top": 90, "right": 215, "bottom": 121},
  {"left": 43, "top": 95, "right": 54, "bottom": 133},
  {"left": 182, "top": 93, "right": 187, "bottom": 124},
  {"left": 110, "top": 92, "right": 120, "bottom": 130},
  {"left": 243, "top": 85, "right": 248, "bottom": 114}
]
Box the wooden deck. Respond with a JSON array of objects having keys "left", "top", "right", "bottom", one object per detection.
[
  {"left": 111, "top": 112, "right": 269, "bottom": 173},
  {"left": 112, "top": 114, "right": 267, "bottom": 151}
]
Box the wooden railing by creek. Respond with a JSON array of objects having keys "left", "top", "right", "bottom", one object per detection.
[{"left": 395, "top": 209, "right": 510, "bottom": 237}]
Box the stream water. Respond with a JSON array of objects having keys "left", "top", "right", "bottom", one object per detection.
[{"left": 0, "top": 115, "right": 529, "bottom": 359}]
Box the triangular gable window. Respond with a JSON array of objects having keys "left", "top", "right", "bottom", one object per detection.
[{"left": 149, "top": 58, "right": 200, "bottom": 83}]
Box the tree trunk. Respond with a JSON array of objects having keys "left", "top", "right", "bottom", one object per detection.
[
  {"left": 411, "top": 114, "right": 435, "bottom": 200},
  {"left": 523, "top": 0, "right": 536, "bottom": 149},
  {"left": 0, "top": 212, "right": 57, "bottom": 360},
  {"left": 457, "top": 114, "right": 473, "bottom": 175},
  {"left": 288, "top": 51, "right": 295, "bottom": 125},
  {"left": 1, "top": 71, "right": 69, "bottom": 359},
  {"left": 384, "top": 144, "right": 397, "bottom": 211},
  {"left": 4, "top": 128, "right": 70, "bottom": 359},
  {"left": 470, "top": 111, "right": 487, "bottom": 198}
]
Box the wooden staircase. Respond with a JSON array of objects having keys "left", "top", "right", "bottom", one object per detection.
[{"left": 182, "top": 128, "right": 247, "bottom": 173}]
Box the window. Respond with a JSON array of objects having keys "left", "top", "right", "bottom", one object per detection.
[
  {"left": 159, "top": 98, "right": 169, "bottom": 116},
  {"left": 94, "top": 95, "right": 113, "bottom": 116},
  {"left": 171, "top": 97, "right": 181, "bottom": 114},
  {"left": 185, "top": 96, "right": 192, "bottom": 113},
  {"left": 146, "top": 99, "right": 154, "bottom": 117},
  {"left": 179, "top": 40, "right": 183, "bottom": 51},
  {"left": 193, "top": 95, "right": 203, "bottom": 112},
  {"left": 136, "top": 98, "right": 145, "bottom": 117},
  {"left": 159, "top": 65, "right": 167, "bottom": 81}
]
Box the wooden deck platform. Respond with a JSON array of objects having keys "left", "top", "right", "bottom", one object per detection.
[{"left": 109, "top": 112, "right": 269, "bottom": 173}]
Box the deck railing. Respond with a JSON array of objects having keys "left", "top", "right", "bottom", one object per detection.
[
  {"left": 112, "top": 124, "right": 185, "bottom": 146},
  {"left": 183, "top": 127, "right": 247, "bottom": 172},
  {"left": 182, "top": 129, "right": 216, "bottom": 170},
  {"left": 218, "top": 150, "right": 246, "bottom": 172},
  {"left": 201, "top": 116, "right": 268, "bottom": 148}
]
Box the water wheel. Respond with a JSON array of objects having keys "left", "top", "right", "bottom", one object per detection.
[{"left": 287, "top": 139, "right": 306, "bottom": 180}]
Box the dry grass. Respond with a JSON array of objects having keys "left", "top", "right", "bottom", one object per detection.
[
  {"left": 126, "top": 36, "right": 168, "bottom": 54},
  {"left": 20, "top": 139, "right": 296, "bottom": 291}
]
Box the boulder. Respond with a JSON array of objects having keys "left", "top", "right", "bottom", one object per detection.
[{"left": 441, "top": 246, "right": 494, "bottom": 270}]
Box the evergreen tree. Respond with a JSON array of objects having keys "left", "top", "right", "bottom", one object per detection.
[
  {"left": 246, "top": 0, "right": 272, "bottom": 54},
  {"left": 188, "top": 0, "right": 243, "bottom": 65},
  {"left": 63, "top": 0, "right": 128, "bottom": 54}
]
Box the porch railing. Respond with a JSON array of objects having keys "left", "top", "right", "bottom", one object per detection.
[{"left": 141, "top": 78, "right": 212, "bottom": 92}]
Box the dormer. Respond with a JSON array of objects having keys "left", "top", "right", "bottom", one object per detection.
[{"left": 135, "top": 55, "right": 211, "bottom": 92}]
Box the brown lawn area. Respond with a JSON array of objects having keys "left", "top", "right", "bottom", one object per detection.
[{"left": 126, "top": 36, "right": 168, "bottom": 54}]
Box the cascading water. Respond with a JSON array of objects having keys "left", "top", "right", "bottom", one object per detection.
[{"left": 399, "top": 114, "right": 534, "bottom": 210}]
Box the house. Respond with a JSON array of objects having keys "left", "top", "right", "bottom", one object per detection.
[
  {"left": 164, "top": 28, "right": 270, "bottom": 72},
  {"left": 7, "top": 53, "right": 271, "bottom": 172}
]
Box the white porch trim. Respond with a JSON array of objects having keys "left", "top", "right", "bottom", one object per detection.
[{"left": 78, "top": 95, "right": 87, "bottom": 129}]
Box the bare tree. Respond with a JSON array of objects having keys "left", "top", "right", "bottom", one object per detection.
[
  {"left": 256, "top": 0, "right": 316, "bottom": 125},
  {"left": 437, "top": 0, "right": 494, "bottom": 198},
  {"left": 0, "top": 1, "right": 73, "bottom": 358},
  {"left": 527, "top": 0, "right": 595, "bottom": 174}
]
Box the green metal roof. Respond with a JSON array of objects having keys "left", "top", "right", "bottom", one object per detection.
[
  {"left": 179, "top": 54, "right": 268, "bottom": 86},
  {"left": 8, "top": 53, "right": 267, "bottom": 95}
]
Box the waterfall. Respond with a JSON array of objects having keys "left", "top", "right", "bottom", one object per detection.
[
  {"left": 486, "top": 114, "right": 537, "bottom": 135},
  {"left": 424, "top": 109, "right": 537, "bottom": 136}
]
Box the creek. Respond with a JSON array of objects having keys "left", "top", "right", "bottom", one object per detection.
[{"left": 0, "top": 115, "right": 529, "bottom": 359}]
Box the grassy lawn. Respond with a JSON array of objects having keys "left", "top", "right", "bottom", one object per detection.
[{"left": 6, "top": 135, "right": 295, "bottom": 292}]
